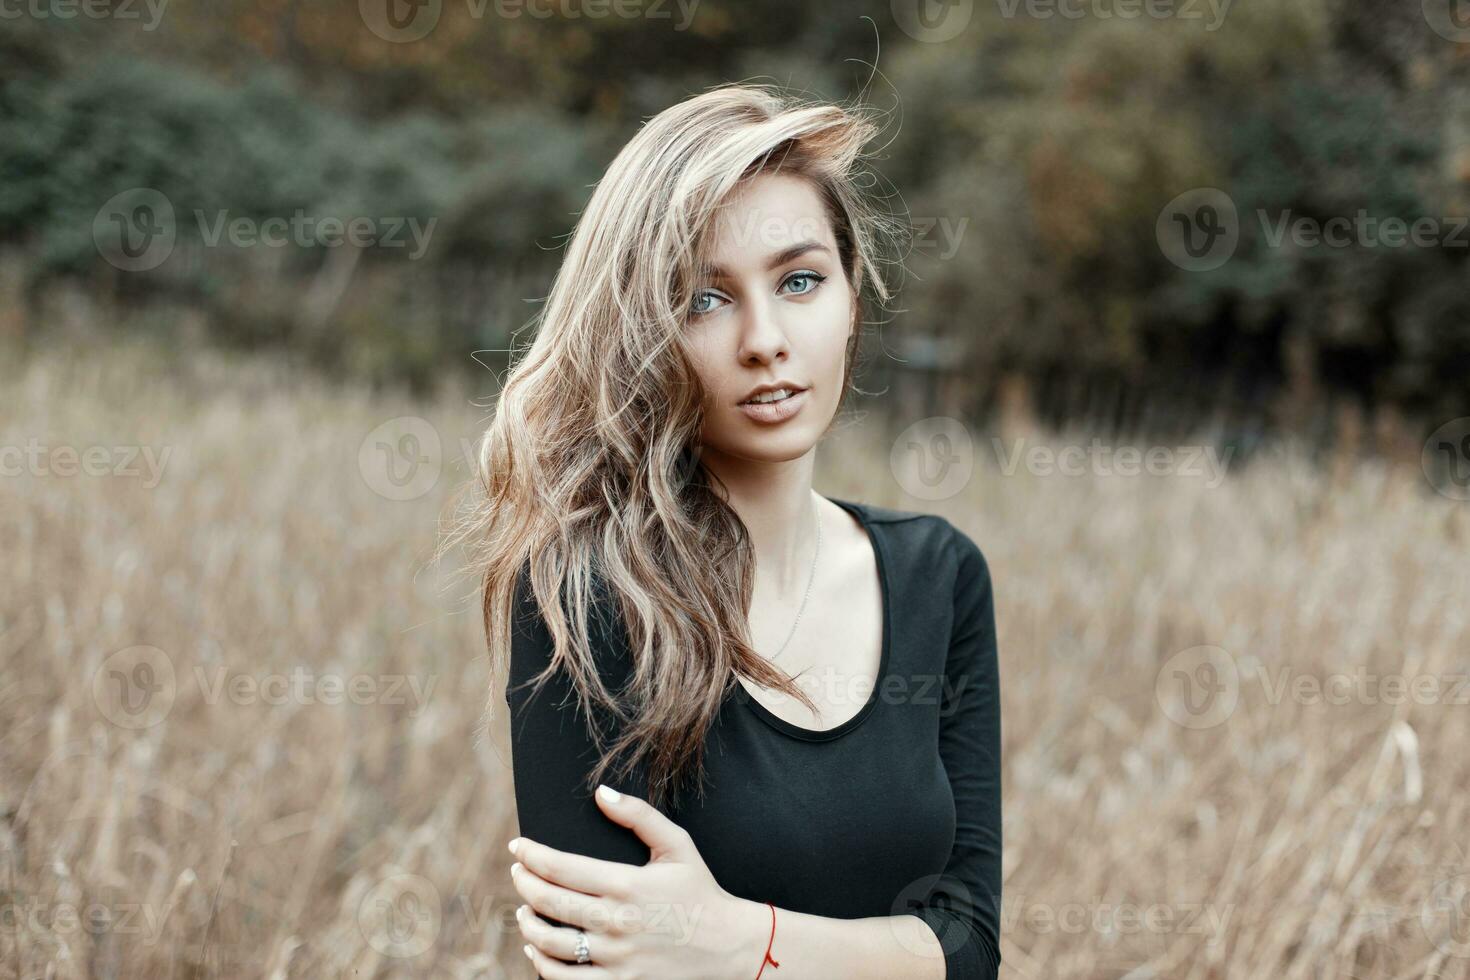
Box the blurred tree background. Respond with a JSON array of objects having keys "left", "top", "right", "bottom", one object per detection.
[{"left": 3, "top": 0, "right": 1468, "bottom": 446}]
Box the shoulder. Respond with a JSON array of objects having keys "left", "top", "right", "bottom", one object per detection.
[
  {"left": 841, "top": 498, "right": 992, "bottom": 586},
  {"left": 507, "top": 558, "right": 635, "bottom": 699}
]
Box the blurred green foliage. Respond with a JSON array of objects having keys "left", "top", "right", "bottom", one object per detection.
[{"left": 1, "top": 0, "right": 1467, "bottom": 425}]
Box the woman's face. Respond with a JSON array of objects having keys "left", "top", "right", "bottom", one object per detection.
[{"left": 683, "top": 172, "right": 854, "bottom": 466}]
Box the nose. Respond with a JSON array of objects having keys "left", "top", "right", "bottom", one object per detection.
[{"left": 736, "top": 293, "right": 790, "bottom": 366}]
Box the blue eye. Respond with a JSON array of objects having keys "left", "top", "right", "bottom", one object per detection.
[
  {"left": 782, "top": 271, "right": 826, "bottom": 295},
  {"left": 690, "top": 290, "right": 727, "bottom": 317}
]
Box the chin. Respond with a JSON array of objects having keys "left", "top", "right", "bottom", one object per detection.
[
  {"left": 739, "top": 440, "right": 817, "bottom": 463},
  {"left": 728, "top": 422, "right": 824, "bottom": 461}
]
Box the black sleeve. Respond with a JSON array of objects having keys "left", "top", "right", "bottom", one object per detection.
[
  {"left": 903, "top": 524, "right": 1003, "bottom": 979},
  {"left": 504, "top": 566, "right": 653, "bottom": 936}
]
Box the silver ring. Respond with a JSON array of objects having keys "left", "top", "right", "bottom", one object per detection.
[{"left": 574, "top": 930, "right": 590, "bottom": 964}]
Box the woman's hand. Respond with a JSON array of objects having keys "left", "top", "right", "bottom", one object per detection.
[{"left": 507, "top": 784, "right": 772, "bottom": 980}]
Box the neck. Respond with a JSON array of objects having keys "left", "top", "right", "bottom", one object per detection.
[{"left": 700, "top": 448, "right": 820, "bottom": 596}]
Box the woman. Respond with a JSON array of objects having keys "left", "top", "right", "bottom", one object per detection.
[{"left": 461, "top": 83, "right": 1002, "bottom": 978}]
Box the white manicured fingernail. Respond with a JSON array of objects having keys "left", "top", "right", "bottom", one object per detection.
[
  {"left": 523, "top": 943, "right": 534, "bottom": 959},
  {"left": 597, "top": 784, "right": 621, "bottom": 803}
]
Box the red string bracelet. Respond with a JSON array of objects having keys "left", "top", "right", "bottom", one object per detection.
[{"left": 753, "top": 901, "right": 780, "bottom": 979}]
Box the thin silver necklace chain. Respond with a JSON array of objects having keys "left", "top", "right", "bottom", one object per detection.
[{"left": 770, "top": 494, "right": 821, "bottom": 661}]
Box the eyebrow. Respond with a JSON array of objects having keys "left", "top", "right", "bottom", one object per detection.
[{"left": 701, "top": 241, "right": 832, "bottom": 280}]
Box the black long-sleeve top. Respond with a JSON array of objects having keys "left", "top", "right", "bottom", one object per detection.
[{"left": 504, "top": 497, "right": 1003, "bottom": 978}]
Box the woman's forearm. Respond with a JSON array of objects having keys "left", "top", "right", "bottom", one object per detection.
[{"left": 723, "top": 894, "right": 948, "bottom": 980}]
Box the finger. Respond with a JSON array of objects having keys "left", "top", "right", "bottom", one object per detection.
[
  {"left": 518, "top": 904, "right": 626, "bottom": 970},
  {"left": 592, "top": 784, "right": 694, "bottom": 861},
  {"left": 509, "top": 836, "right": 638, "bottom": 899},
  {"left": 522, "top": 938, "right": 614, "bottom": 979},
  {"left": 510, "top": 861, "right": 611, "bottom": 931}
]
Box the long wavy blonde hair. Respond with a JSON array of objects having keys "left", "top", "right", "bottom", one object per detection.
[{"left": 444, "top": 82, "right": 901, "bottom": 811}]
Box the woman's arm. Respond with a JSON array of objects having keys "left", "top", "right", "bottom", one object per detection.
[
  {"left": 901, "top": 523, "right": 1004, "bottom": 977},
  {"left": 505, "top": 565, "right": 652, "bottom": 874}
]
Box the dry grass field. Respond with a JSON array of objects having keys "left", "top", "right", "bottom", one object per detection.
[{"left": 2, "top": 340, "right": 1468, "bottom": 978}]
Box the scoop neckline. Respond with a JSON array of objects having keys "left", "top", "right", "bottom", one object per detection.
[{"left": 733, "top": 495, "right": 893, "bottom": 743}]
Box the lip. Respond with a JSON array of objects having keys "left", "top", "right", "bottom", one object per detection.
[
  {"left": 737, "top": 387, "right": 809, "bottom": 424},
  {"left": 739, "top": 380, "right": 807, "bottom": 403}
]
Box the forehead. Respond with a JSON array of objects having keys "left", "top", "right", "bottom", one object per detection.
[{"left": 700, "top": 172, "right": 835, "bottom": 264}]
